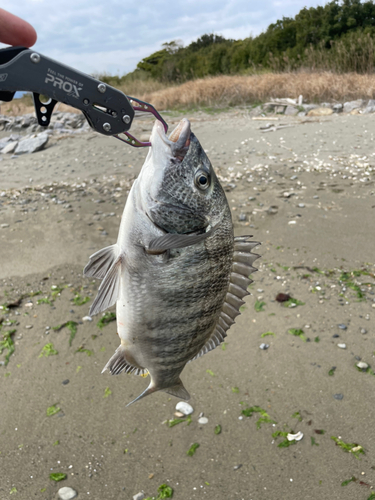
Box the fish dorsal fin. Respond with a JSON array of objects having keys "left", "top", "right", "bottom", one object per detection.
[
  {"left": 84, "top": 244, "right": 119, "bottom": 279},
  {"left": 102, "top": 345, "right": 148, "bottom": 376},
  {"left": 190, "top": 236, "right": 260, "bottom": 362},
  {"left": 89, "top": 255, "right": 122, "bottom": 316}
]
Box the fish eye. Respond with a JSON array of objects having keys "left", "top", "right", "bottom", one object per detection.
[{"left": 195, "top": 171, "right": 210, "bottom": 190}]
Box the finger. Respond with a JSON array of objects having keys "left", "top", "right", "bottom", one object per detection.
[{"left": 0, "top": 8, "right": 37, "bottom": 47}]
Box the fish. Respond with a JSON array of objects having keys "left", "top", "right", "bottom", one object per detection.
[{"left": 84, "top": 118, "right": 260, "bottom": 405}]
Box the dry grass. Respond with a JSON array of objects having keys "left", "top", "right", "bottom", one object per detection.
[
  {"left": 136, "top": 72, "right": 375, "bottom": 109},
  {"left": 3, "top": 71, "right": 375, "bottom": 117}
]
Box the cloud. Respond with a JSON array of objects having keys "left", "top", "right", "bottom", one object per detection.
[{"left": 1, "top": 0, "right": 324, "bottom": 75}]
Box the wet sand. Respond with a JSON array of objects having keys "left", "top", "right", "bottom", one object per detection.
[{"left": 0, "top": 110, "right": 374, "bottom": 500}]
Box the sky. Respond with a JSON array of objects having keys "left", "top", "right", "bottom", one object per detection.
[{"left": 2, "top": 0, "right": 325, "bottom": 76}]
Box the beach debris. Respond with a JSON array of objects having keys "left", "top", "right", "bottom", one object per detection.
[
  {"left": 338, "top": 343, "right": 346, "bottom": 349},
  {"left": 233, "top": 464, "right": 243, "bottom": 470},
  {"left": 176, "top": 402, "right": 193, "bottom": 416},
  {"left": 82, "top": 316, "right": 92, "bottom": 322},
  {"left": 58, "top": 487, "right": 78, "bottom": 500},
  {"left": 331, "top": 436, "right": 365, "bottom": 458},
  {"left": 338, "top": 324, "right": 347, "bottom": 330},
  {"left": 333, "top": 393, "right": 344, "bottom": 400},
  {"left": 259, "top": 343, "right": 269, "bottom": 350},
  {"left": 356, "top": 361, "right": 369, "bottom": 370},
  {"left": 198, "top": 417, "right": 208, "bottom": 424},
  {"left": 287, "top": 431, "right": 303, "bottom": 442},
  {"left": 133, "top": 493, "right": 145, "bottom": 500},
  {"left": 242, "top": 406, "right": 276, "bottom": 428},
  {"left": 307, "top": 107, "right": 333, "bottom": 116},
  {"left": 50, "top": 472, "right": 67, "bottom": 482},
  {"left": 187, "top": 443, "right": 200, "bottom": 456}
]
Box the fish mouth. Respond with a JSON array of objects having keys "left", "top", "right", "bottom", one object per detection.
[{"left": 152, "top": 118, "right": 191, "bottom": 159}]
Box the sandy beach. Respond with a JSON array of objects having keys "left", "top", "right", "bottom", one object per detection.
[{"left": 0, "top": 109, "right": 374, "bottom": 500}]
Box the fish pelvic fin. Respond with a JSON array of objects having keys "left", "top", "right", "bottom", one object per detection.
[
  {"left": 163, "top": 378, "right": 190, "bottom": 401},
  {"left": 89, "top": 254, "right": 122, "bottom": 316}
]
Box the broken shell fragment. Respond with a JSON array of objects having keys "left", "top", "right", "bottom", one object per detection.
[{"left": 287, "top": 431, "right": 304, "bottom": 442}]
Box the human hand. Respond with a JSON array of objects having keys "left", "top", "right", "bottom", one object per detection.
[{"left": 0, "top": 8, "right": 37, "bottom": 47}]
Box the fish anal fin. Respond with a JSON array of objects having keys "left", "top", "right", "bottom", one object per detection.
[
  {"left": 102, "top": 344, "right": 146, "bottom": 376},
  {"left": 89, "top": 255, "right": 122, "bottom": 316},
  {"left": 84, "top": 244, "right": 119, "bottom": 279}
]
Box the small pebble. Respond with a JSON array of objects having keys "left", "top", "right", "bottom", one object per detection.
[
  {"left": 333, "top": 393, "right": 344, "bottom": 400},
  {"left": 238, "top": 213, "right": 247, "bottom": 221},
  {"left": 25, "top": 325, "right": 33, "bottom": 329},
  {"left": 338, "top": 324, "right": 347, "bottom": 330},
  {"left": 133, "top": 493, "right": 145, "bottom": 500},
  {"left": 259, "top": 343, "right": 269, "bottom": 350},
  {"left": 82, "top": 316, "right": 92, "bottom": 322},
  {"left": 338, "top": 343, "right": 346, "bottom": 349},
  {"left": 174, "top": 411, "right": 184, "bottom": 418},
  {"left": 288, "top": 220, "right": 296, "bottom": 225},
  {"left": 69, "top": 309, "right": 75, "bottom": 313},
  {"left": 58, "top": 487, "right": 77, "bottom": 500},
  {"left": 175, "top": 401, "right": 193, "bottom": 416},
  {"left": 198, "top": 417, "right": 208, "bottom": 425},
  {"left": 198, "top": 412, "right": 204, "bottom": 418},
  {"left": 332, "top": 334, "right": 340, "bottom": 338},
  {"left": 298, "top": 203, "right": 305, "bottom": 208},
  {"left": 233, "top": 464, "right": 242, "bottom": 470},
  {"left": 361, "top": 328, "right": 367, "bottom": 334},
  {"left": 357, "top": 361, "right": 369, "bottom": 370},
  {"left": 0, "top": 223, "right": 9, "bottom": 228},
  {"left": 62, "top": 379, "right": 70, "bottom": 385}
]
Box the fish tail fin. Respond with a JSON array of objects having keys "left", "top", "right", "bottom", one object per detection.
[
  {"left": 126, "top": 377, "right": 190, "bottom": 406},
  {"left": 163, "top": 378, "right": 190, "bottom": 401}
]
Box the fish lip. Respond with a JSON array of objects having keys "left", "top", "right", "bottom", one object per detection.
[{"left": 152, "top": 118, "right": 191, "bottom": 151}]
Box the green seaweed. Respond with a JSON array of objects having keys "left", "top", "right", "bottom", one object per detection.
[
  {"left": 37, "top": 297, "right": 52, "bottom": 305},
  {"left": 232, "top": 387, "right": 239, "bottom": 393},
  {"left": 96, "top": 312, "right": 116, "bottom": 329},
  {"left": 39, "top": 343, "right": 58, "bottom": 357},
  {"left": 76, "top": 347, "right": 93, "bottom": 356},
  {"left": 49, "top": 472, "right": 67, "bottom": 482},
  {"left": 51, "top": 285, "right": 67, "bottom": 299},
  {"left": 0, "top": 329, "right": 16, "bottom": 365},
  {"left": 292, "top": 411, "right": 302, "bottom": 422},
  {"left": 261, "top": 331, "right": 275, "bottom": 338},
  {"left": 254, "top": 300, "right": 266, "bottom": 312},
  {"left": 282, "top": 297, "right": 305, "bottom": 308},
  {"left": 214, "top": 425, "right": 222, "bottom": 435},
  {"left": 206, "top": 369, "right": 215, "bottom": 377},
  {"left": 53, "top": 440, "right": 59, "bottom": 446},
  {"left": 242, "top": 406, "right": 276, "bottom": 429},
  {"left": 328, "top": 367, "right": 336, "bottom": 376},
  {"left": 288, "top": 328, "right": 307, "bottom": 342},
  {"left": 331, "top": 436, "right": 365, "bottom": 458},
  {"left": 103, "top": 387, "right": 112, "bottom": 398},
  {"left": 367, "top": 493, "right": 375, "bottom": 500},
  {"left": 187, "top": 443, "right": 200, "bottom": 456},
  {"left": 10, "top": 487, "right": 17, "bottom": 494},
  {"left": 46, "top": 404, "right": 61, "bottom": 417},
  {"left": 167, "top": 418, "right": 185, "bottom": 428},
  {"left": 72, "top": 294, "right": 90, "bottom": 306},
  {"left": 314, "top": 336, "right": 320, "bottom": 343},
  {"left": 272, "top": 430, "right": 297, "bottom": 448},
  {"left": 53, "top": 321, "right": 78, "bottom": 346},
  {"left": 341, "top": 476, "right": 356, "bottom": 486},
  {"left": 311, "top": 437, "right": 319, "bottom": 446},
  {"left": 145, "top": 483, "right": 174, "bottom": 500}
]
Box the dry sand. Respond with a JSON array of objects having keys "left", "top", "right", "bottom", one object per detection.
[{"left": 0, "top": 109, "right": 375, "bottom": 500}]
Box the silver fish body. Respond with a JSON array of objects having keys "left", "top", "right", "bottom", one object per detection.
[{"left": 84, "top": 118, "right": 259, "bottom": 405}]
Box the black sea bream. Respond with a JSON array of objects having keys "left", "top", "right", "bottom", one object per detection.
[{"left": 84, "top": 118, "right": 260, "bottom": 405}]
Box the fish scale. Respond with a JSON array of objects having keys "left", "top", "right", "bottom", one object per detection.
[{"left": 84, "top": 118, "right": 260, "bottom": 405}]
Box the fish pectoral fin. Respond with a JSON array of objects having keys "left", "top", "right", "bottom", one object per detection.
[
  {"left": 190, "top": 236, "right": 261, "bottom": 363},
  {"left": 146, "top": 224, "right": 218, "bottom": 254},
  {"left": 163, "top": 379, "right": 190, "bottom": 400},
  {"left": 102, "top": 345, "right": 147, "bottom": 376},
  {"left": 89, "top": 255, "right": 122, "bottom": 316},
  {"left": 83, "top": 244, "right": 119, "bottom": 279}
]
